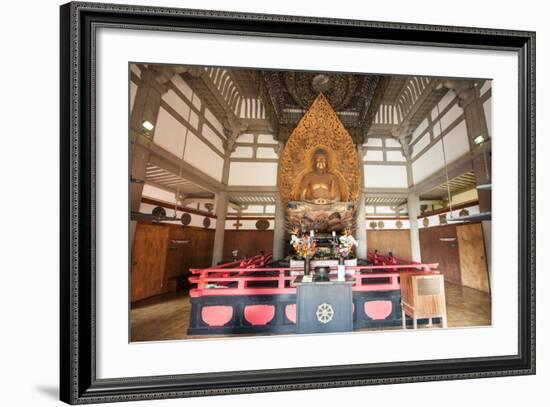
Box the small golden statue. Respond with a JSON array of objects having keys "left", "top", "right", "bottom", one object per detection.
[{"left": 298, "top": 149, "right": 343, "bottom": 204}]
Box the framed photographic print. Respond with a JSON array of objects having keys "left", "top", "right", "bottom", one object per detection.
[{"left": 60, "top": 1, "right": 535, "bottom": 404}]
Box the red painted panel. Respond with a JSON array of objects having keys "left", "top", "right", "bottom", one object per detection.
[
  {"left": 364, "top": 301, "right": 392, "bottom": 320},
  {"left": 285, "top": 304, "right": 296, "bottom": 324},
  {"left": 244, "top": 304, "right": 275, "bottom": 326},
  {"left": 201, "top": 305, "right": 233, "bottom": 327}
]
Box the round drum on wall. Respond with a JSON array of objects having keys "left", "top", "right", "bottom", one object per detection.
[
  {"left": 423, "top": 217, "right": 430, "bottom": 227},
  {"left": 152, "top": 206, "right": 166, "bottom": 219},
  {"left": 256, "top": 219, "right": 270, "bottom": 230},
  {"left": 377, "top": 220, "right": 385, "bottom": 229},
  {"left": 395, "top": 220, "right": 403, "bottom": 229},
  {"left": 181, "top": 213, "right": 192, "bottom": 226},
  {"left": 203, "top": 217, "right": 211, "bottom": 228}
]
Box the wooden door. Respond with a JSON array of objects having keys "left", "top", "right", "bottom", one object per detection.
[
  {"left": 165, "top": 227, "right": 193, "bottom": 290},
  {"left": 131, "top": 223, "right": 170, "bottom": 302},
  {"left": 457, "top": 223, "right": 490, "bottom": 292},
  {"left": 419, "top": 225, "right": 461, "bottom": 285},
  {"left": 190, "top": 228, "right": 215, "bottom": 268}
]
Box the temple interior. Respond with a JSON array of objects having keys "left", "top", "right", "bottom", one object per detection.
[{"left": 130, "top": 64, "right": 492, "bottom": 341}]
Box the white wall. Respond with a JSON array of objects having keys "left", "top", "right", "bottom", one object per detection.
[
  {"left": 364, "top": 164, "right": 408, "bottom": 188},
  {"left": 1, "top": 1, "right": 546, "bottom": 407},
  {"left": 228, "top": 162, "right": 278, "bottom": 185},
  {"left": 411, "top": 84, "right": 483, "bottom": 185},
  {"left": 141, "top": 72, "right": 225, "bottom": 181}
]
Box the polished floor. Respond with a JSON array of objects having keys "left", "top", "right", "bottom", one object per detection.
[{"left": 130, "top": 282, "right": 491, "bottom": 342}]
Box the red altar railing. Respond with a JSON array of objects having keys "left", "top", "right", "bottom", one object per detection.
[{"left": 189, "top": 256, "right": 439, "bottom": 298}]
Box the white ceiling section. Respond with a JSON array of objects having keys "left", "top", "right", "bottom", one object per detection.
[
  {"left": 142, "top": 184, "right": 177, "bottom": 204},
  {"left": 412, "top": 133, "right": 430, "bottom": 158},
  {"left": 183, "top": 132, "right": 224, "bottom": 181},
  {"left": 365, "top": 150, "right": 384, "bottom": 161},
  {"left": 386, "top": 150, "right": 407, "bottom": 162},
  {"left": 385, "top": 138, "right": 401, "bottom": 148},
  {"left": 364, "top": 164, "right": 408, "bottom": 188},
  {"left": 171, "top": 74, "right": 194, "bottom": 100},
  {"left": 231, "top": 146, "right": 254, "bottom": 158},
  {"left": 439, "top": 103, "right": 463, "bottom": 130},
  {"left": 257, "top": 134, "right": 277, "bottom": 144},
  {"left": 241, "top": 205, "right": 265, "bottom": 213},
  {"left": 162, "top": 89, "right": 191, "bottom": 119},
  {"left": 153, "top": 107, "right": 189, "bottom": 157},
  {"left": 412, "top": 142, "right": 444, "bottom": 184},
  {"left": 152, "top": 75, "right": 225, "bottom": 183},
  {"left": 228, "top": 162, "right": 278, "bottom": 186},
  {"left": 365, "top": 138, "right": 383, "bottom": 147},
  {"left": 442, "top": 121, "right": 470, "bottom": 162},
  {"left": 201, "top": 123, "right": 225, "bottom": 154},
  {"left": 256, "top": 147, "right": 279, "bottom": 159},
  {"left": 434, "top": 89, "right": 456, "bottom": 116},
  {"left": 411, "top": 118, "right": 429, "bottom": 142},
  {"left": 236, "top": 133, "right": 254, "bottom": 143},
  {"left": 204, "top": 108, "right": 224, "bottom": 134}
]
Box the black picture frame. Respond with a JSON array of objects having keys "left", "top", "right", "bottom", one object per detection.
[{"left": 60, "top": 1, "right": 536, "bottom": 404}]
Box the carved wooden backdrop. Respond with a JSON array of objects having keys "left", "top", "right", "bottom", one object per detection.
[{"left": 278, "top": 93, "right": 361, "bottom": 205}]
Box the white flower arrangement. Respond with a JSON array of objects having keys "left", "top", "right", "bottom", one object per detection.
[{"left": 336, "top": 230, "right": 358, "bottom": 258}]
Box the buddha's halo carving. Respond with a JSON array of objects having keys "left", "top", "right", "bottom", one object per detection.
[{"left": 278, "top": 93, "right": 360, "bottom": 207}]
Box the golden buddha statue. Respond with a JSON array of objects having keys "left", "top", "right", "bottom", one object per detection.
[{"left": 298, "top": 149, "right": 343, "bottom": 205}]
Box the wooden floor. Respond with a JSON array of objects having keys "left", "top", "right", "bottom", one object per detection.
[{"left": 130, "top": 282, "right": 491, "bottom": 342}]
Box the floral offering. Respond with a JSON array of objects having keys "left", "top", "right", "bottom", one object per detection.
[
  {"left": 290, "top": 231, "right": 317, "bottom": 258},
  {"left": 336, "top": 229, "right": 358, "bottom": 258}
]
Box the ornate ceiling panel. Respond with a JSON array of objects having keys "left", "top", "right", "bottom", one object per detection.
[
  {"left": 179, "top": 64, "right": 445, "bottom": 147},
  {"left": 258, "top": 70, "right": 383, "bottom": 131}
]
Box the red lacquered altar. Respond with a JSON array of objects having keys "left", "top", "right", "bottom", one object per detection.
[{"left": 187, "top": 252, "right": 440, "bottom": 335}]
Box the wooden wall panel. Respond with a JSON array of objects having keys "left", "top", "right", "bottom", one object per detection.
[
  {"left": 456, "top": 223, "right": 490, "bottom": 292},
  {"left": 131, "top": 223, "right": 215, "bottom": 302},
  {"left": 419, "top": 224, "right": 461, "bottom": 285},
  {"left": 131, "top": 223, "right": 170, "bottom": 302},
  {"left": 223, "top": 230, "right": 274, "bottom": 262},
  {"left": 367, "top": 230, "right": 411, "bottom": 260}
]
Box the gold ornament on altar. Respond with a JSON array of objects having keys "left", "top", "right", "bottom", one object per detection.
[{"left": 278, "top": 93, "right": 360, "bottom": 206}]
